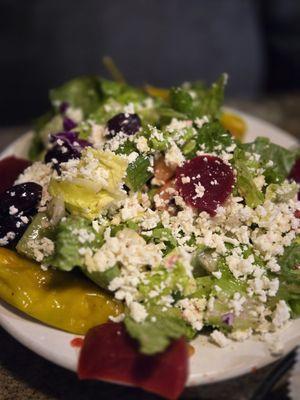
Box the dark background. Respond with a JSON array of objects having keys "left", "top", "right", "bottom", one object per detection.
[{"left": 0, "top": 0, "right": 300, "bottom": 125}]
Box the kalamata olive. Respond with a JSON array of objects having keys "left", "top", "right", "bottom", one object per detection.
[
  {"left": 45, "top": 132, "right": 91, "bottom": 170},
  {"left": 0, "top": 182, "right": 42, "bottom": 218},
  {"left": 107, "top": 113, "right": 141, "bottom": 137},
  {"left": 63, "top": 116, "right": 77, "bottom": 131},
  {"left": 59, "top": 101, "right": 69, "bottom": 114},
  {"left": 45, "top": 142, "right": 81, "bottom": 169},
  {"left": 175, "top": 155, "right": 235, "bottom": 216},
  {"left": 0, "top": 214, "right": 31, "bottom": 247}
]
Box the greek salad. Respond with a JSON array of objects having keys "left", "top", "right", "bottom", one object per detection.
[{"left": 0, "top": 73, "right": 299, "bottom": 399}]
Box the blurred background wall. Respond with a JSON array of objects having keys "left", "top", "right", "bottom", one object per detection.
[{"left": 0, "top": 0, "right": 299, "bottom": 125}]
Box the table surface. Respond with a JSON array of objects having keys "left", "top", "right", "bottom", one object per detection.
[{"left": 1, "top": 94, "right": 299, "bottom": 400}]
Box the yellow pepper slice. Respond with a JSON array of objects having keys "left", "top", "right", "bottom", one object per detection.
[
  {"left": 144, "top": 85, "right": 170, "bottom": 101},
  {"left": 220, "top": 112, "right": 247, "bottom": 140},
  {"left": 0, "top": 248, "right": 123, "bottom": 335}
]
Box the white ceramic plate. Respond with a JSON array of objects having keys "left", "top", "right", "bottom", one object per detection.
[{"left": 0, "top": 110, "right": 300, "bottom": 387}]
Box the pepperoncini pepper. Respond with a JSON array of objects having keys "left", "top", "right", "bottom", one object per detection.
[
  {"left": 144, "top": 85, "right": 170, "bottom": 101},
  {"left": 0, "top": 248, "right": 123, "bottom": 335},
  {"left": 220, "top": 112, "right": 247, "bottom": 140}
]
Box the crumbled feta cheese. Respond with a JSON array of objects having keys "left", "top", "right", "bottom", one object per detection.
[
  {"left": 129, "top": 302, "right": 148, "bottom": 322},
  {"left": 0, "top": 232, "right": 15, "bottom": 246},
  {"left": 120, "top": 195, "right": 144, "bottom": 221},
  {"left": 193, "top": 183, "right": 205, "bottom": 199},
  {"left": 210, "top": 330, "right": 231, "bottom": 348},
  {"left": 73, "top": 228, "right": 95, "bottom": 244},
  {"left": 212, "top": 270, "right": 222, "bottom": 279},
  {"left": 123, "top": 102, "right": 135, "bottom": 114},
  {"left": 135, "top": 136, "right": 150, "bottom": 153},
  {"left": 86, "top": 228, "right": 162, "bottom": 273},
  {"left": 127, "top": 151, "right": 139, "bottom": 164},
  {"left": 9, "top": 205, "right": 18, "bottom": 215},
  {"left": 253, "top": 175, "right": 266, "bottom": 191},
  {"left": 109, "top": 313, "right": 125, "bottom": 323},
  {"left": 181, "top": 176, "right": 191, "bottom": 184},
  {"left": 226, "top": 252, "right": 255, "bottom": 279},
  {"left": 88, "top": 122, "right": 107, "bottom": 148},
  {"left": 194, "top": 115, "right": 209, "bottom": 129},
  {"left": 165, "top": 142, "right": 185, "bottom": 167},
  {"left": 65, "top": 107, "right": 83, "bottom": 123},
  {"left": 141, "top": 209, "right": 160, "bottom": 230},
  {"left": 177, "top": 298, "right": 206, "bottom": 331},
  {"left": 27, "top": 237, "right": 55, "bottom": 262},
  {"left": 272, "top": 300, "right": 290, "bottom": 328},
  {"left": 230, "top": 328, "right": 253, "bottom": 342}
]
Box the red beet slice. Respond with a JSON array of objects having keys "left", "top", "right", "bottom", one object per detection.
[
  {"left": 175, "top": 155, "right": 235, "bottom": 215},
  {"left": 0, "top": 156, "right": 31, "bottom": 194},
  {"left": 78, "top": 323, "right": 188, "bottom": 400}
]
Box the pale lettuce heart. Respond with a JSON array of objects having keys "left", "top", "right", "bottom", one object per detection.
[{"left": 49, "top": 147, "right": 128, "bottom": 219}]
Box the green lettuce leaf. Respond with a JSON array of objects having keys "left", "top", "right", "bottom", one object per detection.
[
  {"left": 265, "top": 182, "right": 298, "bottom": 203},
  {"left": 16, "top": 213, "right": 55, "bottom": 260},
  {"left": 48, "top": 216, "right": 103, "bottom": 271},
  {"left": 277, "top": 239, "right": 300, "bottom": 317},
  {"left": 196, "top": 120, "right": 234, "bottom": 153},
  {"left": 233, "top": 148, "right": 264, "bottom": 208},
  {"left": 149, "top": 227, "right": 177, "bottom": 254},
  {"left": 139, "top": 261, "right": 196, "bottom": 304},
  {"left": 49, "top": 148, "right": 128, "bottom": 219},
  {"left": 50, "top": 76, "right": 103, "bottom": 116},
  {"left": 48, "top": 216, "right": 122, "bottom": 290},
  {"left": 169, "top": 74, "right": 227, "bottom": 119},
  {"left": 124, "top": 308, "right": 195, "bottom": 355},
  {"left": 243, "top": 137, "right": 298, "bottom": 184},
  {"left": 125, "top": 155, "right": 153, "bottom": 192},
  {"left": 190, "top": 74, "right": 227, "bottom": 119}
]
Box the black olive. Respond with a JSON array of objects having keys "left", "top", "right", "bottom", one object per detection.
[
  {"left": 0, "top": 182, "right": 42, "bottom": 218},
  {"left": 107, "top": 113, "right": 141, "bottom": 138}
]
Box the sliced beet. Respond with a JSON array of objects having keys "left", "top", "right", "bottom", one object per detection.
[
  {"left": 175, "top": 155, "right": 235, "bottom": 215},
  {"left": 0, "top": 156, "right": 31, "bottom": 194},
  {"left": 78, "top": 322, "right": 188, "bottom": 400}
]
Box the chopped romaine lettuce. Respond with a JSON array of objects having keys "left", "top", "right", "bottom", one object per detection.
[
  {"left": 125, "top": 155, "right": 153, "bottom": 192},
  {"left": 243, "top": 137, "right": 298, "bottom": 184},
  {"left": 169, "top": 74, "right": 227, "bottom": 119},
  {"left": 170, "top": 87, "right": 193, "bottom": 114},
  {"left": 124, "top": 307, "right": 195, "bottom": 355},
  {"left": 48, "top": 216, "right": 121, "bottom": 290},
  {"left": 139, "top": 261, "right": 196, "bottom": 304},
  {"left": 276, "top": 238, "right": 300, "bottom": 317},
  {"left": 149, "top": 227, "right": 177, "bottom": 254},
  {"left": 184, "top": 120, "right": 234, "bottom": 159},
  {"left": 16, "top": 213, "right": 54, "bottom": 260},
  {"left": 233, "top": 148, "right": 264, "bottom": 208},
  {"left": 47, "top": 216, "right": 103, "bottom": 271},
  {"left": 49, "top": 148, "right": 128, "bottom": 219},
  {"left": 265, "top": 181, "right": 298, "bottom": 202},
  {"left": 189, "top": 74, "right": 227, "bottom": 119},
  {"left": 50, "top": 76, "right": 103, "bottom": 116}
]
